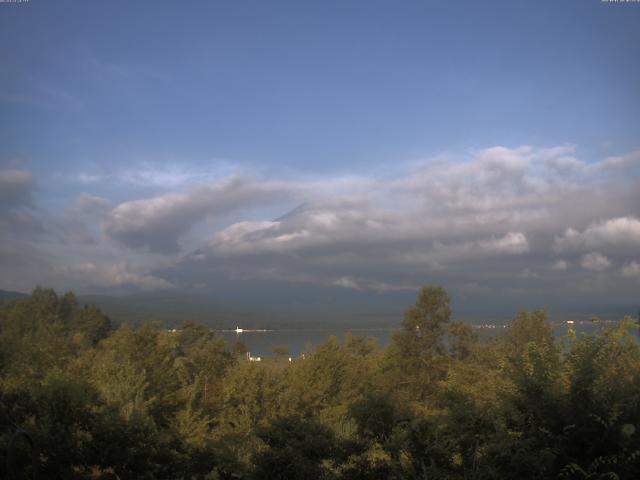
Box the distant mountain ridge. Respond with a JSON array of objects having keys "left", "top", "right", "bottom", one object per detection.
[
  {"left": 0, "top": 289, "right": 28, "bottom": 301},
  {"left": 76, "top": 290, "right": 398, "bottom": 329},
  {"left": 1, "top": 287, "right": 636, "bottom": 330}
]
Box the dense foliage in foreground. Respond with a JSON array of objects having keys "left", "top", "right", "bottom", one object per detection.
[{"left": 1, "top": 287, "right": 639, "bottom": 479}]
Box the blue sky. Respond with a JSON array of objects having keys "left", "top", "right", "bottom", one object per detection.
[{"left": 1, "top": 1, "right": 639, "bottom": 316}]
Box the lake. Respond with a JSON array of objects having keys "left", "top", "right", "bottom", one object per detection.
[
  {"left": 216, "top": 320, "right": 623, "bottom": 357},
  {"left": 218, "top": 328, "right": 395, "bottom": 357}
]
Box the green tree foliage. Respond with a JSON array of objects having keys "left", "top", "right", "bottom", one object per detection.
[
  {"left": 0, "top": 287, "right": 112, "bottom": 391},
  {"left": 448, "top": 320, "right": 478, "bottom": 361},
  {"left": 1, "top": 286, "right": 639, "bottom": 479},
  {"left": 386, "top": 285, "right": 452, "bottom": 403},
  {"left": 504, "top": 309, "right": 554, "bottom": 354},
  {"left": 558, "top": 317, "right": 640, "bottom": 479},
  {"left": 252, "top": 415, "right": 336, "bottom": 480},
  {"left": 32, "top": 370, "right": 98, "bottom": 478}
]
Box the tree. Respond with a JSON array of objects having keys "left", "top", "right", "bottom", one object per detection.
[
  {"left": 503, "top": 309, "right": 554, "bottom": 356},
  {"left": 558, "top": 318, "right": 640, "bottom": 479},
  {"left": 252, "top": 415, "right": 336, "bottom": 480},
  {"left": 386, "top": 286, "right": 452, "bottom": 401},
  {"left": 448, "top": 320, "right": 477, "bottom": 361},
  {"left": 32, "top": 370, "right": 98, "bottom": 478}
]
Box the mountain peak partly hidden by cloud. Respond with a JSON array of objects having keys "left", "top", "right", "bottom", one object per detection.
[{"left": 1, "top": 145, "right": 639, "bottom": 315}]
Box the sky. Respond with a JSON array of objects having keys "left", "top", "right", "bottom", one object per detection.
[{"left": 1, "top": 0, "right": 639, "bottom": 318}]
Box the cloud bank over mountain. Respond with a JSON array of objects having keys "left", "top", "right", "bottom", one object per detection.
[{"left": 1, "top": 144, "right": 639, "bottom": 313}]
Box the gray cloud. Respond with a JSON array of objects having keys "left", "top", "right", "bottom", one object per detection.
[
  {"left": 621, "top": 261, "right": 640, "bottom": 278},
  {"left": 70, "top": 193, "right": 112, "bottom": 217},
  {"left": 62, "top": 262, "right": 174, "bottom": 290},
  {"left": 580, "top": 252, "right": 611, "bottom": 272},
  {"left": 104, "top": 176, "right": 295, "bottom": 253},
  {"left": 165, "top": 145, "right": 640, "bottom": 301},
  {"left": 597, "top": 149, "right": 640, "bottom": 170},
  {"left": 0, "top": 168, "right": 175, "bottom": 293},
  {"left": 0, "top": 238, "right": 54, "bottom": 292},
  {"left": 0, "top": 167, "right": 46, "bottom": 238},
  {"left": 552, "top": 259, "right": 569, "bottom": 271},
  {"left": 0, "top": 168, "right": 34, "bottom": 208},
  {"left": 2, "top": 146, "right": 640, "bottom": 307},
  {"left": 554, "top": 217, "right": 640, "bottom": 253}
]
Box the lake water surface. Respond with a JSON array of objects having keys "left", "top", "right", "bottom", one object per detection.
[{"left": 217, "top": 321, "right": 620, "bottom": 357}]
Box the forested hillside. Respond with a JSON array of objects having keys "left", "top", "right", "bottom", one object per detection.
[{"left": 1, "top": 286, "right": 639, "bottom": 479}]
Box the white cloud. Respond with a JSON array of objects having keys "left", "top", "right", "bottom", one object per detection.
[
  {"left": 115, "top": 161, "right": 236, "bottom": 188},
  {"left": 597, "top": 149, "right": 640, "bottom": 170},
  {"left": 332, "top": 276, "right": 361, "bottom": 290},
  {"left": 70, "top": 193, "right": 112, "bottom": 216},
  {"left": 104, "top": 176, "right": 294, "bottom": 252},
  {"left": 552, "top": 259, "right": 569, "bottom": 271},
  {"left": 65, "top": 262, "right": 174, "bottom": 290},
  {"left": 159, "top": 145, "right": 639, "bottom": 294},
  {"left": 3, "top": 145, "right": 640, "bottom": 297},
  {"left": 210, "top": 221, "right": 284, "bottom": 254},
  {"left": 73, "top": 172, "right": 103, "bottom": 184},
  {"left": 330, "top": 276, "right": 418, "bottom": 292},
  {"left": 554, "top": 217, "right": 640, "bottom": 252},
  {"left": 545, "top": 156, "right": 586, "bottom": 174},
  {"left": 518, "top": 268, "right": 538, "bottom": 278},
  {"left": 478, "top": 232, "right": 529, "bottom": 255},
  {"left": 64, "top": 160, "right": 240, "bottom": 189},
  {"left": 621, "top": 261, "right": 640, "bottom": 278},
  {"left": 400, "top": 233, "right": 529, "bottom": 266},
  {"left": 580, "top": 252, "right": 611, "bottom": 272}
]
